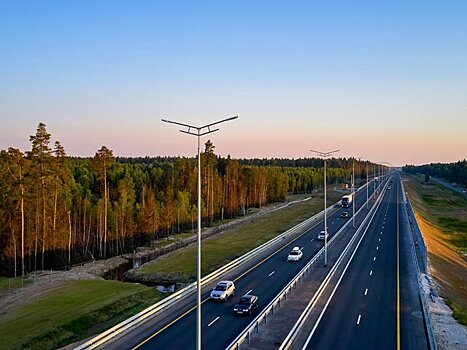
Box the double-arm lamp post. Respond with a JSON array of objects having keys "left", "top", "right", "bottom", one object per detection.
[
  {"left": 162, "top": 116, "right": 238, "bottom": 350},
  {"left": 310, "top": 149, "right": 339, "bottom": 267}
]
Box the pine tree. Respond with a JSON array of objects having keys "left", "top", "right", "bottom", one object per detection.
[
  {"left": 28, "top": 123, "right": 53, "bottom": 269},
  {"left": 92, "top": 146, "right": 114, "bottom": 258}
]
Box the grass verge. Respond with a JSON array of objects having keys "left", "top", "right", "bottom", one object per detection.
[
  {"left": 136, "top": 189, "right": 342, "bottom": 282},
  {"left": 0, "top": 279, "right": 162, "bottom": 350},
  {"left": 0, "top": 276, "right": 31, "bottom": 294},
  {"left": 446, "top": 299, "right": 467, "bottom": 325},
  {"left": 403, "top": 174, "right": 467, "bottom": 253}
]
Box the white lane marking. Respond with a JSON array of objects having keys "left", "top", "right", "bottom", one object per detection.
[
  {"left": 370, "top": 270, "right": 373, "bottom": 275},
  {"left": 378, "top": 238, "right": 381, "bottom": 242},
  {"left": 332, "top": 221, "right": 335, "bottom": 225},
  {"left": 380, "top": 232, "right": 383, "bottom": 235},
  {"left": 269, "top": 271, "right": 275, "bottom": 277},
  {"left": 357, "top": 314, "right": 362, "bottom": 325},
  {"left": 246, "top": 289, "right": 253, "bottom": 295},
  {"left": 365, "top": 288, "right": 368, "bottom": 296},
  {"left": 373, "top": 256, "right": 376, "bottom": 261},
  {"left": 300, "top": 247, "right": 305, "bottom": 251},
  {"left": 310, "top": 239, "right": 314, "bottom": 242},
  {"left": 376, "top": 246, "right": 379, "bottom": 250},
  {"left": 208, "top": 316, "right": 220, "bottom": 327}
]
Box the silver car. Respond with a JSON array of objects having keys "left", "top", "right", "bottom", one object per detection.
[{"left": 210, "top": 281, "right": 236, "bottom": 301}]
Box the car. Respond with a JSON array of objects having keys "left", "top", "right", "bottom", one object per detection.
[
  {"left": 287, "top": 246, "right": 303, "bottom": 261},
  {"left": 317, "top": 230, "right": 329, "bottom": 240},
  {"left": 233, "top": 294, "right": 259, "bottom": 315},
  {"left": 210, "top": 281, "right": 236, "bottom": 301},
  {"left": 341, "top": 212, "right": 349, "bottom": 218}
]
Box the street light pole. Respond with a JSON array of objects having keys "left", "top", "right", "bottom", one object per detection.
[
  {"left": 373, "top": 164, "right": 376, "bottom": 199},
  {"left": 311, "top": 149, "right": 339, "bottom": 267},
  {"left": 162, "top": 115, "right": 237, "bottom": 350},
  {"left": 366, "top": 161, "right": 369, "bottom": 210}
]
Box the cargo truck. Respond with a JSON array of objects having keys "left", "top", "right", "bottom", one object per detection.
[{"left": 341, "top": 194, "right": 353, "bottom": 208}]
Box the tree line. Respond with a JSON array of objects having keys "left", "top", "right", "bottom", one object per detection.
[
  {"left": 1, "top": 123, "right": 374, "bottom": 276},
  {"left": 403, "top": 160, "right": 467, "bottom": 186}
]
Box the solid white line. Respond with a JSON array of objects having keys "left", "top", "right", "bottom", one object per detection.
[
  {"left": 373, "top": 256, "right": 376, "bottom": 261},
  {"left": 370, "top": 270, "right": 373, "bottom": 275},
  {"left": 208, "top": 316, "right": 220, "bottom": 327},
  {"left": 246, "top": 289, "right": 253, "bottom": 295},
  {"left": 269, "top": 271, "right": 275, "bottom": 277},
  {"left": 364, "top": 288, "right": 368, "bottom": 296},
  {"left": 357, "top": 315, "right": 362, "bottom": 325}
]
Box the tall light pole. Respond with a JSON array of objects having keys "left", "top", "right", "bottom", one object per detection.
[
  {"left": 162, "top": 115, "right": 237, "bottom": 350},
  {"left": 352, "top": 157, "right": 362, "bottom": 229},
  {"left": 311, "top": 149, "right": 339, "bottom": 267},
  {"left": 373, "top": 163, "right": 376, "bottom": 199},
  {"left": 366, "top": 161, "right": 369, "bottom": 210}
]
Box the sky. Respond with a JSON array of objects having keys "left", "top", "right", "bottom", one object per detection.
[{"left": 1, "top": 1, "right": 466, "bottom": 166}]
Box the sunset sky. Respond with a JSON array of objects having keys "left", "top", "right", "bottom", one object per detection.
[{"left": 1, "top": 1, "right": 466, "bottom": 166}]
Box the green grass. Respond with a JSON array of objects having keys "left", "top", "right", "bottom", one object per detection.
[
  {"left": 151, "top": 232, "right": 196, "bottom": 248},
  {"left": 421, "top": 194, "right": 444, "bottom": 206},
  {"left": 403, "top": 174, "right": 467, "bottom": 253},
  {"left": 136, "top": 190, "right": 342, "bottom": 282},
  {"left": 0, "top": 279, "right": 163, "bottom": 350},
  {"left": 446, "top": 299, "right": 467, "bottom": 326},
  {"left": 0, "top": 276, "right": 31, "bottom": 294}
]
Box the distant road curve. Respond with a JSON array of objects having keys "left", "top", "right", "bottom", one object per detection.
[{"left": 429, "top": 177, "right": 467, "bottom": 196}]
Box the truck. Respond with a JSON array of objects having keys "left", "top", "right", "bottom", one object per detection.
[{"left": 341, "top": 194, "right": 353, "bottom": 208}]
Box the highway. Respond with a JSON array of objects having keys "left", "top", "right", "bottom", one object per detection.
[
  {"left": 108, "top": 179, "right": 383, "bottom": 350},
  {"left": 303, "top": 174, "right": 428, "bottom": 350}
]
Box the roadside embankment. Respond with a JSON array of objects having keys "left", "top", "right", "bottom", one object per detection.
[{"left": 402, "top": 173, "right": 467, "bottom": 349}]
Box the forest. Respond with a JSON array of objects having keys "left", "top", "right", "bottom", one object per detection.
[
  {"left": 403, "top": 160, "right": 467, "bottom": 186},
  {"left": 0, "top": 123, "right": 374, "bottom": 276}
]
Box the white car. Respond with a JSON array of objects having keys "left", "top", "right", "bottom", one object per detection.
[
  {"left": 210, "top": 281, "right": 236, "bottom": 301},
  {"left": 287, "top": 246, "right": 303, "bottom": 262},
  {"left": 317, "top": 230, "right": 329, "bottom": 240}
]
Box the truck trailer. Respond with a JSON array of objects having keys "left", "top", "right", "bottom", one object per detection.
[{"left": 341, "top": 194, "right": 353, "bottom": 208}]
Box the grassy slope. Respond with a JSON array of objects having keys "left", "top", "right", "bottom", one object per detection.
[
  {"left": 403, "top": 174, "right": 467, "bottom": 325},
  {"left": 403, "top": 174, "right": 467, "bottom": 252},
  {"left": 136, "top": 190, "right": 342, "bottom": 281},
  {"left": 0, "top": 276, "right": 31, "bottom": 294},
  {"left": 0, "top": 280, "right": 162, "bottom": 350}
]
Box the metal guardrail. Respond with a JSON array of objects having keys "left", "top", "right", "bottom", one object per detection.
[
  {"left": 226, "top": 179, "right": 383, "bottom": 350},
  {"left": 400, "top": 178, "right": 437, "bottom": 350}
]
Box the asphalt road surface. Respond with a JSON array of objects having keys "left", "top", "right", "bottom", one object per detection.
[{"left": 304, "top": 174, "right": 428, "bottom": 350}]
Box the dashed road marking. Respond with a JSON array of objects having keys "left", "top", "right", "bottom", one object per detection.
[
  {"left": 357, "top": 314, "right": 362, "bottom": 325},
  {"left": 269, "top": 271, "right": 275, "bottom": 277},
  {"left": 365, "top": 288, "right": 368, "bottom": 296},
  {"left": 310, "top": 239, "right": 314, "bottom": 242},
  {"left": 370, "top": 270, "right": 373, "bottom": 276},
  {"left": 376, "top": 246, "right": 379, "bottom": 250},
  {"left": 246, "top": 289, "right": 253, "bottom": 295},
  {"left": 208, "top": 316, "right": 220, "bottom": 327},
  {"left": 373, "top": 256, "right": 376, "bottom": 261}
]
